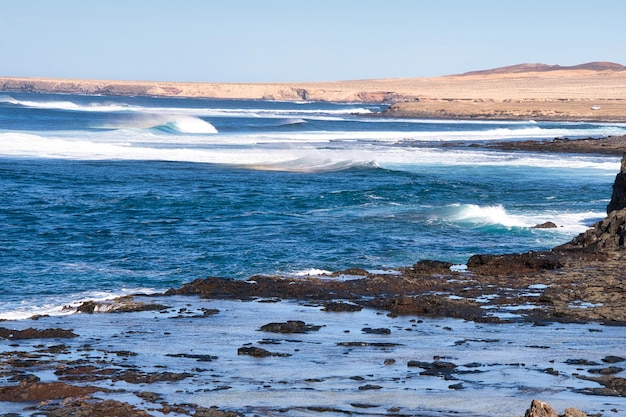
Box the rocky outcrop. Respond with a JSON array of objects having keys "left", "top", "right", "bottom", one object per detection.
[
  {"left": 555, "top": 154, "right": 626, "bottom": 253},
  {"left": 607, "top": 153, "right": 626, "bottom": 214},
  {"left": 523, "top": 399, "right": 588, "bottom": 417},
  {"left": 557, "top": 208, "right": 626, "bottom": 252}
]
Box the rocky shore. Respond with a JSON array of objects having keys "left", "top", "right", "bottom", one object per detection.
[{"left": 2, "top": 157, "right": 626, "bottom": 416}]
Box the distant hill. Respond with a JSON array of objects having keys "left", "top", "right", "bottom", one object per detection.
[{"left": 459, "top": 61, "right": 626, "bottom": 76}]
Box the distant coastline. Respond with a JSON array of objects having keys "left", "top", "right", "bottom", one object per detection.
[{"left": 3, "top": 61, "right": 626, "bottom": 121}]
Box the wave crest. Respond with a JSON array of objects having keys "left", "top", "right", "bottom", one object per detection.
[
  {"left": 153, "top": 116, "right": 218, "bottom": 134},
  {"left": 442, "top": 204, "right": 528, "bottom": 227}
]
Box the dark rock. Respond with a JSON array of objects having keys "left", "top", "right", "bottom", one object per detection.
[
  {"left": 575, "top": 374, "right": 626, "bottom": 396},
  {"left": 322, "top": 301, "right": 362, "bottom": 312},
  {"left": 337, "top": 342, "right": 401, "bottom": 347},
  {"left": 358, "top": 384, "right": 382, "bottom": 390},
  {"left": 588, "top": 366, "right": 624, "bottom": 375},
  {"left": 237, "top": 346, "right": 291, "bottom": 357},
  {"left": 259, "top": 320, "right": 321, "bottom": 333},
  {"left": 331, "top": 268, "right": 369, "bottom": 276},
  {"left": 467, "top": 251, "right": 562, "bottom": 275},
  {"left": 76, "top": 297, "right": 169, "bottom": 314},
  {"left": 401, "top": 259, "right": 453, "bottom": 275},
  {"left": 0, "top": 327, "right": 77, "bottom": 340},
  {"left": 166, "top": 353, "right": 218, "bottom": 362},
  {"left": 408, "top": 360, "right": 457, "bottom": 378},
  {"left": 557, "top": 207, "right": 626, "bottom": 252},
  {"left": 533, "top": 221, "right": 558, "bottom": 229},
  {"left": 361, "top": 327, "right": 391, "bottom": 335},
  {"left": 603, "top": 355, "right": 626, "bottom": 363},
  {"left": 565, "top": 358, "right": 600, "bottom": 366},
  {"left": 607, "top": 153, "right": 626, "bottom": 214}
]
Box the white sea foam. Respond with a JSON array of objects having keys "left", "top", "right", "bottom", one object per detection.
[
  {"left": 439, "top": 203, "right": 604, "bottom": 234},
  {"left": 0, "top": 287, "right": 158, "bottom": 321},
  {"left": 2, "top": 95, "right": 139, "bottom": 112},
  {"left": 0, "top": 131, "right": 620, "bottom": 174},
  {"left": 161, "top": 116, "right": 218, "bottom": 134},
  {"left": 1, "top": 94, "right": 373, "bottom": 118},
  {"left": 446, "top": 203, "right": 528, "bottom": 227}
]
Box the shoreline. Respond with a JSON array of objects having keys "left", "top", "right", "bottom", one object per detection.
[{"left": 4, "top": 62, "right": 626, "bottom": 122}]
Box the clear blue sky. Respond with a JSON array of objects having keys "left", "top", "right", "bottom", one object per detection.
[{"left": 1, "top": 0, "right": 625, "bottom": 82}]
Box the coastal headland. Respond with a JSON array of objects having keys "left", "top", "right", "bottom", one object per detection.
[{"left": 3, "top": 61, "right": 626, "bottom": 121}]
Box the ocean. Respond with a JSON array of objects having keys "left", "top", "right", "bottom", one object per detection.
[
  {"left": 0, "top": 92, "right": 623, "bottom": 319},
  {"left": 2, "top": 92, "right": 626, "bottom": 416}
]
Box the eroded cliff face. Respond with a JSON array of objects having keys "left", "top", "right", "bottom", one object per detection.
[{"left": 607, "top": 154, "right": 626, "bottom": 214}]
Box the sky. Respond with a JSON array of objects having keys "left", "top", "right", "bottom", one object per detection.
[{"left": 1, "top": 0, "right": 626, "bottom": 83}]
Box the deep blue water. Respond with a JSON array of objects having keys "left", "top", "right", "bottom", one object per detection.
[{"left": 0, "top": 92, "right": 623, "bottom": 318}]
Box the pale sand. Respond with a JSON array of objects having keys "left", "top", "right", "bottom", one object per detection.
[{"left": 3, "top": 63, "right": 626, "bottom": 120}]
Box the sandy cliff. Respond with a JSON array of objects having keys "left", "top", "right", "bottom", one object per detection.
[{"left": 2, "top": 61, "right": 626, "bottom": 120}]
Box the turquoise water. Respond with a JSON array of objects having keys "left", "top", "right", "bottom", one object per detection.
[{"left": 0, "top": 92, "right": 622, "bottom": 318}]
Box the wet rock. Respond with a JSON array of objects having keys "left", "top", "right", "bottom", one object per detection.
[
  {"left": 0, "top": 327, "right": 77, "bottom": 340},
  {"left": 370, "top": 295, "right": 488, "bottom": 322},
  {"left": 603, "top": 355, "right": 626, "bottom": 363},
  {"left": 166, "top": 353, "right": 218, "bottom": 362},
  {"left": 331, "top": 268, "right": 369, "bottom": 276},
  {"left": 400, "top": 259, "right": 453, "bottom": 276},
  {"left": 259, "top": 320, "right": 321, "bottom": 333},
  {"left": 361, "top": 327, "right": 390, "bottom": 335},
  {"left": 37, "top": 398, "right": 152, "bottom": 417},
  {"left": 358, "top": 384, "right": 382, "bottom": 390},
  {"left": 576, "top": 374, "right": 626, "bottom": 396},
  {"left": 0, "top": 381, "right": 101, "bottom": 402},
  {"left": 467, "top": 251, "right": 562, "bottom": 275},
  {"left": 588, "top": 366, "right": 624, "bottom": 375},
  {"left": 565, "top": 359, "right": 600, "bottom": 366},
  {"left": 524, "top": 399, "right": 557, "bottom": 417},
  {"left": 337, "top": 342, "right": 401, "bottom": 347},
  {"left": 322, "top": 301, "right": 362, "bottom": 312},
  {"left": 407, "top": 360, "right": 457, "bottom": 378},
  {"left": 533, "top": 221, "right": 558, "bottom": 229},
  {"left": 237, "top": 346, "right": 291, "bottom": 357},
  {"left": 76, "top": 296, "right": 169, "bottom": 314}
]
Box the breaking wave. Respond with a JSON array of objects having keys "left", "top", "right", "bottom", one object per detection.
[{"left": 152, "top": 116, "right": 218, "bottom": 134}]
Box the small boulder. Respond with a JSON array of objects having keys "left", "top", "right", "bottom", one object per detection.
[
  {"left": 532, "top": 221, "right": 558, "bottom": 229},
  {"left": 564, "top": 408, "right": 587, "bottom": 417},
  {"left": 259, "top": 320, "right": 321, "bottom": 333},
  {"left": 524, "top": 399, "right": 557, "bottom": 417}
]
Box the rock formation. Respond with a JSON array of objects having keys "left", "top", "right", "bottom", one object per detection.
[
  {"left": 523, "top": 400, "right": 587, "bottom": 417},
  {"left": 556, "top": 154, "right": 626, "bottom": 253},
  {"left": 557, "top": 207, "right": 626, "bottom": 252},
  {"left": 607, "top": 153, "right": 626, "bottom": 214}
]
